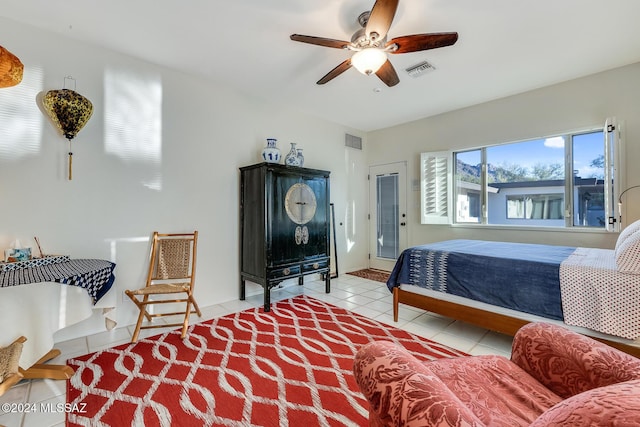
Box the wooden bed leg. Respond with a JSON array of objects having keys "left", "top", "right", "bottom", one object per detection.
[{"left": 393, "top": 287, "right": 399, "bottom": 322}]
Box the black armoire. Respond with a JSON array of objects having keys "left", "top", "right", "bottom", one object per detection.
[{"left": 239, "top": 162, "right": 331, "bottom": 311}]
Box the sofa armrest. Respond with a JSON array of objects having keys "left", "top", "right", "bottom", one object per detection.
[
  {"left": 353, "top": 341, "right": 482, "bottom": 426},
  {"left": 529, "top": 379, "right": 640, "bottom": 426},
  {"left": 510, "top": 322, "right": 640, "bottom": 399}
]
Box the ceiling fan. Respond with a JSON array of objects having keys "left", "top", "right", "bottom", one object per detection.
[{"left": 290, "top": 0, "right": 458, "bottom": 87}]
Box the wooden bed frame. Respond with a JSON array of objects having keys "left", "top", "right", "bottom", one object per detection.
[{"left": 393, "top": 287, "right": 640, "bottom": 358}]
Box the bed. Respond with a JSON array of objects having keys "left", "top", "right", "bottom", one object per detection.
[{"left": 386, "top": 234, "right": 640, "bottom": 358}]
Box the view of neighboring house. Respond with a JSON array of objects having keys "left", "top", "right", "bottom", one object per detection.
[{"left": 456, "top": 176, "right": 606, "bottom": 227}]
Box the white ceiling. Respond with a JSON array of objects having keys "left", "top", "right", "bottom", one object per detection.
[{"left": 3, "top": 0, "right": 640, "bottom": 131}]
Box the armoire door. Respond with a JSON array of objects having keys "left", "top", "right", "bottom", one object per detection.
[
  {"left": 269, "top": 171, "right": 303, "bottom": 266},
  {"left": 299, "top": 175, "right": 328, "bottom": 259}
]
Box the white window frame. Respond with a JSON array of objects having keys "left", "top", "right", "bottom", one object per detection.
[
  {"left": 604, "top": 117, "right": 624, "bottom": 231},
  {"left": 506, "top": 194, "right": 564, "bottom": 220},
  {"left": 420, "top": 118, "right": 624, "bottom": 231}
]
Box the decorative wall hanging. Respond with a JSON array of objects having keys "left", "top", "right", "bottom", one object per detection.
[
  {"left": 42, "top": 76, "right": 93, "bottom": 180},
  {"left": 0, "top": 45, "right": 24, "bottom": 88}
]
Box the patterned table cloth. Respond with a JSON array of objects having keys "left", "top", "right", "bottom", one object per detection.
[{"left": 0, "top": 259, "right": 115, "bottom": 303}]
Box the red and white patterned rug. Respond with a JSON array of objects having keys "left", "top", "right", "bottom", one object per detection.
[{"left": 67, "top": 295, "right": 465, "bottom": 426}]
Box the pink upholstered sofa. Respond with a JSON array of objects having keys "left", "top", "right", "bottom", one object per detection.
[{"left": 353, "top": 322, "right": 640, "bottom": 426}]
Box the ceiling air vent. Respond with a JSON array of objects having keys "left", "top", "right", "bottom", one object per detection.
[
  {"left": 406, "top": 61, "right": 436, "bottom": 78},
  {"left": 345, "top": 133, "right": 362, "bottom": 150}
]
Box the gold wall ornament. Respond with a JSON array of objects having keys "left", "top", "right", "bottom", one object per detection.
[
  {"left": 0, "top": 45, "right": 24, "bottom": 88},
  {"left": 42, "top": 88, "right": 93, "bottom": 180}
]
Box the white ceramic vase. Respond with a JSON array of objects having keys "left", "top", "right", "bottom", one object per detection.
[{"left": 261, "top": 138, "right": 281, "bottom": 163}]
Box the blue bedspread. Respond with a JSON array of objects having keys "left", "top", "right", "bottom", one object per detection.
[{"left": 387, "top": 240, "right": 576, "bottom": 320}]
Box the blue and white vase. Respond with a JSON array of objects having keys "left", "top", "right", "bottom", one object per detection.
[
  {"left": 296, "top": 148, "right": 304, "bottom": 167},
  {"left": 285, "top": 143, "right": 302, "bottom": 166},
  {"left": 261, "top": 138, "right": 281, "bottom": 163}
]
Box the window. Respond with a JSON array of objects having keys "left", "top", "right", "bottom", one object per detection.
[
  {"left": 572, "top": 131, "right": 606, "bottom": 227},
  {"left": 421, "top": 119, "right": 623, "bottom": 230},
  {"left": 454, "top": 150, "right": 482, "bottom": 223},
  {"left": 506, "top": 194, "right": 564, "bottom": 220}
]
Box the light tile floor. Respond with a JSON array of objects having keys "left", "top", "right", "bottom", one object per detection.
[{"left": 0, "top": 274, "right": 513, "bottom": 427}]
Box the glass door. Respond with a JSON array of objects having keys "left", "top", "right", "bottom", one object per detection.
[{"left": 369, "top": 162, "right": 407, "bottom": 271}]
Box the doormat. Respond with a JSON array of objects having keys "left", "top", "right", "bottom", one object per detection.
[{"left": 347, "top": 268, "right": 391, "bottom": 283}]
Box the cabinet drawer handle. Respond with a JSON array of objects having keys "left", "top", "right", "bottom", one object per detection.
[
  {"left": 283, "top": 268, "right": 291, "bottom": 276},
  {"left": 295, "top": 226, "right": 303, "bottom": 245},
  {"left": 312, "top": 263, "right": 319, "bottom": 269}
]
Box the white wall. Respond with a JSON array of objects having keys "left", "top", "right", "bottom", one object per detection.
[
  {"left": 0, "top": 18, "right": 370, "bottom": 338},
  {"left": 367, "top": 62, "right": 640, "bottom": 249}
]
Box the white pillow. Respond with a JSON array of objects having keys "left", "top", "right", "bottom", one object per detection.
[
  {"left": 616, "top": 231, "right": 640, "bottom": 274},
  {"left": 615, "top": 219, "right": 640, "bottom": 251}
]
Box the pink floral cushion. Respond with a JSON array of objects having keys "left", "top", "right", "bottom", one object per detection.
[
  {"left": 354, "top": 341, "right": 561, "bottom": 426},
  {"left": 511, "top": 323, "right": 640, "bottom": 398},
  {"left": 388, "top": 371, "right": 484, "bottom": 426},
  {"left": 615, "top": 230, "right": 640, "bottom": 274},
  {"left": 530, "top": 379, "right": 640, "bottom": 426},
  {"left": 425, "top": 355, "right": 562, "bottom": 425}
]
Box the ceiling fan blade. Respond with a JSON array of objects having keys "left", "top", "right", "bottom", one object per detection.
[
  {"left": 365, "top": 0, "right": 399, "bottom": 41},
  {"left": 387, "top": 32, "right": 459, "bottom": 54},
  {"left": 375, "top": 59, "right": 399, "bottom": 87},
  {"left": 317, "top": 59, "right": 353, "bottom": 85},
  {"left": 290, "top": 34, "right": 350, "bottom": 49}
]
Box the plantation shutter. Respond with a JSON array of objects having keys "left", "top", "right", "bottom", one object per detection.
[
  {"left": 420, "top": 151, "right": 451, "bottom": 224},
  {"left": 605, "top": 117, "right": 624, "bottom": 231}
]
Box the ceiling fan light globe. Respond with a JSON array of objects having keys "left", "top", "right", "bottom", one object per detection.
[{"left": 352, "top": 48, "right": 387, "bottom": 75}]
